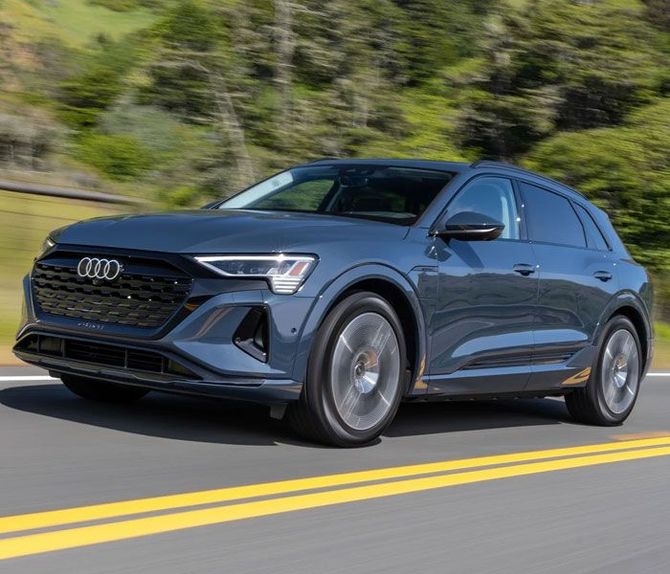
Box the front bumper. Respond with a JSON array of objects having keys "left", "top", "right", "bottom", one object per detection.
[
  {"left": 14, "top": 339, "right": 302, "bottom": 403},
  {"left": 15, "top": 267, "right": 315, "bottom": 404}
]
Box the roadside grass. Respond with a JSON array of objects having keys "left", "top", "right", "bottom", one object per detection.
[
  {"left": 654, "top": 323, "right": 670, "bottom": 369},
  {"left": 0, "top": 317, "right": 17, "bottom": 365},
  {"left": 0, "top": 191, "right": 120, "bottom": 364},
  {"left": 1, "top": 0, "right": 156, "bottom": 47},
  {"left": 42, "top": 0, "right": 156, "bottom": 46}
]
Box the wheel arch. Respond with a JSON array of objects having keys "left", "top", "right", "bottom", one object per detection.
[
  {"left": 291, "top": 264, "right": 428, "bottom": 395},
  {"left": 597, "top": 292, "right": 653, "bottom": 375}
]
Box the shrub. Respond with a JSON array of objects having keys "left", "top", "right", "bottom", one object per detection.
[{"left": 78, "top": 133, "right": 153, "bottom": 180}]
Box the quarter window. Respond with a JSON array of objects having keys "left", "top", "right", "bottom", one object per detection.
[
  {"left": 520, "top": 182, "right": 586, "bottom": 248},
  {"left": 575, "top": 203, "right": 609, "bottom": 251},
  {"left": 447, "top": 177, "right": 520, "bottom": 240}
]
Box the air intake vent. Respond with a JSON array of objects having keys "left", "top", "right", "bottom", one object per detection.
[
  {"left": 15, "top": 334, "right": 198, "bottom": 379},
  {"left": 233, "top": 307, "right": 269, "bottom": 362}
]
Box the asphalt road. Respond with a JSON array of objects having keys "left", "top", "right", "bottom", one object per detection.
[{"left": 1, "top": 366, "right": 670, "bottom": 573}]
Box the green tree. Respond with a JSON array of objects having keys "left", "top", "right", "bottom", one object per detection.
[
  {"left": 524, "top": 99, "right": 670, "bottom": 273},
  {"left": 58, "top": 37, "right": 139, "bottom": 127},
  {"left": 78, "top": 133, "right": 153, "bottom": 180},
  {"left": 458, "top": 0, "right": 664, "bottom": 158}
]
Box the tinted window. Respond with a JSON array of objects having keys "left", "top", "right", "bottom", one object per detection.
[
  {"left": 520, "top": 182, "right": 586, "bottom": 247},
  {"left": 575, "top": 203, "right": 609, "bottom": 251},
  {"left": 250, "top": 179, "right": 334, "bottom": 211},
  {"left": 220, "top": 166, "right": 453, "bottom": 225},
  {"left": 447, "top": 177, "right": 519, "bottom": 240}
]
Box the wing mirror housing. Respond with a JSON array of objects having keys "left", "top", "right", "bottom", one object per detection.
[{"left": 437, "top": 211, "right": 505, "bottom": 241}]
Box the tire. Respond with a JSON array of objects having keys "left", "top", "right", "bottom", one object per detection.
[
  {"left": 288, "top": 291, "right": 409, "bottom": 447},
  {"left": 565, "top": 316, "right": 643, "bottom": 426},
  {"left": 60, "top": 374, "right": 149, "bottom": 404}
]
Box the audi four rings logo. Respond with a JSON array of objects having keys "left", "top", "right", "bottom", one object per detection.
[{"left": 77, "top": 257, "right": 123, "bottom": 281}]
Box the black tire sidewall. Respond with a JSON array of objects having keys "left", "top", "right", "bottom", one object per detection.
[
  {"left": 591, "top": 316, "right": 643, "bottom": 424},
  {"left": 304, "top": 292, "right": 408, "bottom": 446}
]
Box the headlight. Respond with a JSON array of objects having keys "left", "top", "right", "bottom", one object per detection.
[
  {"left": 37, "top": 236, "right": 55, "bottom": 259},
  {"left": 194, "top": 254, "right": 317, "bottom": 294}
]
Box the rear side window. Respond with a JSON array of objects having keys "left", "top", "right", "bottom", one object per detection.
[
  {"left": 520, "top": 182, "right": 586, "bottom": 248},
  {"left": 575, "top": 203, "right": 609, "bottom": 251}
]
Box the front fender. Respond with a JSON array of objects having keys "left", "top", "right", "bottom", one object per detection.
[{"left": 290, "top": 263, "right": 429, "bottom": 395}]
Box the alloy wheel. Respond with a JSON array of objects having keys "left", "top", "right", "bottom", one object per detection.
[
  {"left": 330, "top": 312, "right": 401, "bottom": 431},
  {"left": 601, "top": 328, "right": 640, "bottom": 415}
]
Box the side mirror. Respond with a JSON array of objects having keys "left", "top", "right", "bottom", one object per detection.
[{"left": 437, "top": 211, "right": 505, "bottom": 241}]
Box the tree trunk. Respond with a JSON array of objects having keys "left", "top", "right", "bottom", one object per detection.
[
  {"left": 274, "top": 0, "right": 295, "bottom": 135},
  {"left": 208, "top": 70, "right": 256, "bottom": 189}
]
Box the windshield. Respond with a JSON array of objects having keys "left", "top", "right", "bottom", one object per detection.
[{"left": 218, "top": 165, "right": 454, "bottom": 225}]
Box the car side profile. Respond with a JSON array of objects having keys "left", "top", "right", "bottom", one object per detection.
[{"left": 14, "top": 159, "right": 654, "bottom": 446}]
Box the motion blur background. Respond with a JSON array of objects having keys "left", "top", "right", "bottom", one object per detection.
[{"left": 0, "top": 0, "right": 668, "bottom": 365}]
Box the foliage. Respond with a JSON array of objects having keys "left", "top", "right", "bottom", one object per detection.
[
  {"left": 1, "top": 0, "right": 669, "bottom": 288},
  {"left": 58, "top": 37, "right": 140, "bottom": 127},
  {"left": 88, "top": 0, "right": 165, "bottom": 12},
  {"left": 88, "top": 0, "right": 141, "bottom": 11},
  {"left": 524, "top": 99, "right": 670, "bottom": 273},
  {"left": 457, "top": 0, "right": 664, "bottom": 158},
  {"left": 642, "top": 0, "right": 670, "bottom": 30},
  {"left": 0, "top": 0, "right": 157, "bottom": 47},
  {"left": 77, "top": 133, "right": 153, "bottom": 180},
  {"left": 0, "top": 106, "right": 63, "bottom": 169},
  {"left": 656, "top": 321, "right": 670, "bottom": 341},
  {"left": 158, "top": 185, "right": 202, "bottom": 208}
]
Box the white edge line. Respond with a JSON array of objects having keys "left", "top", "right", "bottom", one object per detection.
[
  {"left": 646, "top": 373, "right": 670, "bottom": 377},
  {"left": 0, "top": 376, "right": 58, "bottom": 382}
]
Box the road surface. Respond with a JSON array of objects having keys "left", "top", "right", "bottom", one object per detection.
[{"left": 1, "top": 366, "right": 669, "bottom": 573}]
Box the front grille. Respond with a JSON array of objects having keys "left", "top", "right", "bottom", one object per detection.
[
  {"left": 16, "top": 334, "right": 198, "bottom": 378},
  {"left": 32, "top": 255, "right": 192, "bottom": 329}
]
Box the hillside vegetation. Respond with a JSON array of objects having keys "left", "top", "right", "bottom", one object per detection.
[{"left": 0, "top": 0, "right": 669, "bottom": 320}]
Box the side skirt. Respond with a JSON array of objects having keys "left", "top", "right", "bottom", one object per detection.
[
  {"left": 405, "top": 390, "right": 569, "bottom": 402},
  {"left": 416, "top": 345, "right": 596, "bottom": 400}
]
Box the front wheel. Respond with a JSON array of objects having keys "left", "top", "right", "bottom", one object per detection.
[
  {"left": 566, "top": 316, "right": 642, "bottom": 426},
  {"left": 288, "top": 292, "right": 408, "bottom": 447},
  {"left": 60, "top": 374, "right": 149, "bottom": 403}
]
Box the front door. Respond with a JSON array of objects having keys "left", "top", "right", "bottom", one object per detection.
[{"left": 426, "top": 176, "right": 539, "bottom": 396}]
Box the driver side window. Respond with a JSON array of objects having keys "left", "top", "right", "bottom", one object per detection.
[{"left": 447, "top": 177, "right": 520, "bottom": 240}]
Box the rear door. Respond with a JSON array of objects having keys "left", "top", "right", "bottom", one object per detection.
[{"left": 518, "top": 181, "right": 618, "bottom": 390}]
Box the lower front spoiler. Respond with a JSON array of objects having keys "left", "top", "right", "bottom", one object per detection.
[{"left": 14, "top": 350, "right": 303, "bottom": 404}]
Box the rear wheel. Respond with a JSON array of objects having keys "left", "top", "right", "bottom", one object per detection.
[
  {"left": 565, "top": 316, "right": 642, "bottom": 425},
  {"left": 288, "top": 292, "right": 408, "bottom": 447},
  {"left": 60, "top": 374, "right": 149, "bottom": 403}
]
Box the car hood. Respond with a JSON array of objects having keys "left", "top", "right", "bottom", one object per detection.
[{"left": 51, "top": 209, "right": 408, "bottom": 253}]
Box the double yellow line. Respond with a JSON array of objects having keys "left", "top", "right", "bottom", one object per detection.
[{"left": 2, "top": 435, "right": 670, "bottom": 560}]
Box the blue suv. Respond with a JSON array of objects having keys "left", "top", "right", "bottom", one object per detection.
[{"left": 14, "top": 159, "right": 654, "bottom": 446}]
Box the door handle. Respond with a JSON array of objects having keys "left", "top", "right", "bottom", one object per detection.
[
  {"left": 593, "top": 270, "right": 613, "bottom": 282},
  {"left": 513, "top": 263, "right": 536, "bottom": 276}
]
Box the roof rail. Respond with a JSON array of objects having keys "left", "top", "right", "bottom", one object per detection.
[
  {"left": 306, "top": 157, "right": 341, "bottom": 163},
  {"left": 469, "top": 160, "right": 586, "bottom": 199}
]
